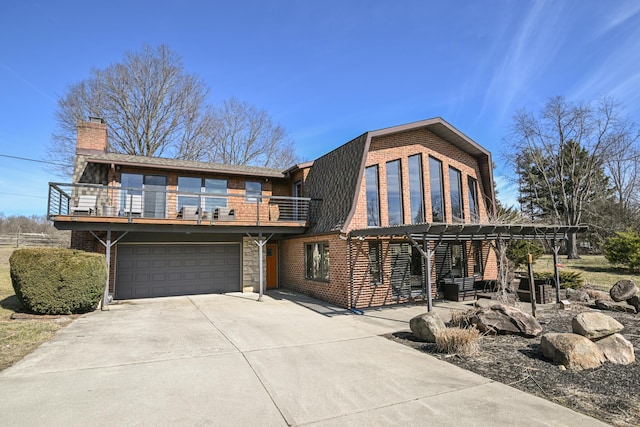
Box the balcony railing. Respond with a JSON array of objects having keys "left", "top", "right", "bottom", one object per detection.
[{"left": 48, "top": 183, "right": 311, "bottom": 225}]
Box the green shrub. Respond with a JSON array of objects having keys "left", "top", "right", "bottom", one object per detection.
[
  {"left": 10, "top": 248, "right": 106, "bottom": 314},
  {"left": 506, "top": 240, "right": 544, "bottom": 269},
  {"left": 533, "top": 270, "right": 584, "bottom": 289},
  {"left": 604, "top": 230, "right": 640, "bottom": 272}
]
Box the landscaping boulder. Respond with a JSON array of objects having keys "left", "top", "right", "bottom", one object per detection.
[
  {"left": 609, "top": 280, "right": 638, "bottom": 302},
  {"left": 627, "top": 295, "right": 640, "bottom": 313},
  {"left": 565, "top": 288, "right": 589, "bottom": 302},
  {"left": 470, "top": 304, "right": 542, "bottom": 337},
  {"left": 474, "top": 298, "right": 502, "bottom": 309},
  {"left": 595, "top": 299, "right": 637, "bottom": 314},
  {"left": 410, "top": 312, "right": 445, "bottom": 343},
  {"left": 540, "top": 333, "right": 605, "bottom": 370},
  {"left": 594, "top": 333, "right": 635, "bottom": 365},
  {"left": 571, "top": 312, "right": 624, "bottom": 339}
]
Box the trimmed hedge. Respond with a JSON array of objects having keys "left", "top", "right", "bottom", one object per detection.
[
  {"left": 10, "top": 248, "right": 106, "bottom": 314},
  {"left": 533, "top": 270, "right": 584, "bottom": 289}
]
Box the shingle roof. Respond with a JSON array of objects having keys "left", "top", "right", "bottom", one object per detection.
[
  {"left": 86, "top": 153, "right": 286, "bottom": 178},
  {"left": 305, "top": 133, "right": 369, "bottom": 234}
]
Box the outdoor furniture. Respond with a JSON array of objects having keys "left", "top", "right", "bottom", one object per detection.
[
  {"left": 214, "top": 207, "right": 235, "bottom": 220},
  {"left": 123, "top": 194, "right": 142, "bottom": 216},
  {"left": 72, "top": 195, "right": 97, "bottom": 215},
  {"left": 179, "top": 205, "right": 198, "bottom": 220},
  {"left": 517, "top": 277, "right": 554, "bottom": 304},
  {"left": 442, "top": 276, "right": 477, "bottom": 302}
]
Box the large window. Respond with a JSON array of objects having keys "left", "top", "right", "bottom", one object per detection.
[
  {"left": 177, "top": 177, "right": 201, "bottom": 210},
  {"left": 449, "top": 167, "right": 464, "bottom": 222},
  {"left": 204, "top": 179, "right": 227, "bottom": 211},
  {"left": 468, "top": 176, "right": 479, "bottom": 222},
  {"left": 121, "top": 173, "right": 166, "bottom": 218},
  {"left": 305, "top": 242, "right": 329, "bottom": 281},
  {"left": 177, "top": 177, "right": 227, "bottom": 211},
  {"left": 368, "top": 242, "right": 382, "bottom": 284},
  {"left": 429, "top": 157, "right": 444, "bottom": 222},
  {"left": 365, "top": 165, "right": 380, "bottom": 226},
  {"left": 408, "top": 154, "right": 425, "bottom": 224},
  {"left": 386, "top": 159, "right": 403, "bottom": 226}
]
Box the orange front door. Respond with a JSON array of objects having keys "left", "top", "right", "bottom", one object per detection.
[{"left": 266, "top": 243, "right": 278, "bottom": 289}]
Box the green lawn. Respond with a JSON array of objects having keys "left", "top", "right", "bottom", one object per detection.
[
  {"left": 533, "top": 254, "right": 640, "bottom": 291},
  {"left": 0, "top": 247, "right": 73, "bottom": 371}
]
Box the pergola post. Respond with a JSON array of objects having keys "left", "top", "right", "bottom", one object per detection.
[
  {"left": 89, "top": 230, "right": 128, "bottom": 311},
  {"left": 247, "top": 232, "right": 274, "bottom": 302},
  {"left": 552, "top": 239, "right": 562, "bottom": 304},
  {"left": 406, "top": 233, "right": 435, "bottom": 312},
  {"left": 423, "top": 236, "right": 433, "bottom": 312}
]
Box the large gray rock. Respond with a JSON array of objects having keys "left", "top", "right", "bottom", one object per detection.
[
  {"left": 565, "top": 288, "right": 590, "bottom": 302},
  {"left": 474, "top": 298, "right": 502, "bottom": 309},
  {"left": 609, "top": 280, "right": 638, "bottom": 302},
  {"left": 541, "top": 333, "right": 605, "bottom": 370},
  {"left": 627, "top": 295, "right": 640, "bottom": 313},
  {"left": 595, "top": 299, "right": 637, "bottom": 314},
  {"left": 594, "top": 333, "right": 635, "bottom": 365},
  {"left": 572, "top": 311, "right": 624, "bottom": 339},
  {"left": 410, "top": 312, "right": 445, "bottom": 343},
  {"left": 470, "top": 304, "right": 542, "bottom": 337}
]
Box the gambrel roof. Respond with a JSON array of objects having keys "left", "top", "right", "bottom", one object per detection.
[{"left": 304, "top": 117, "right": 495, "bottom": 234}]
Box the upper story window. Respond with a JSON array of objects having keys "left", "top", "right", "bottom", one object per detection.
[
  {"left": 204, "top": 179, "right": 227, "bottom": 211},
  {"left": 245, "top": 181, "right": 262, "bottom": 202},
  {"left": 429, "top": 157, "right": 445, "bottom": 222},
  {"left": 386, "top": 159, "right": 403, "bottom": 226},
  {"left": 121, "top": 173, "right": 166, "bottom": 218},
  {"left": 468, "top": 176, "right": 480, "bottom": 222},
  {"left": 365, "top": 165, "right": 380, "bottom": 227},
  {"left": 449, "top": 167, "right": 464, "bottom": 222},
  {"left": 177, "top": 177, "right": 228, "bottom": 211},
  {"left": 408, "top": 154, "right": 425, "bottom": 224},
  {"left": 177, "top": 177, "right": 201, "bottom": 210}
]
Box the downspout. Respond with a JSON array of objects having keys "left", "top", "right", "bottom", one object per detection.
[{"left": 552, "top": 238, "right": 562, "bottom": 304}]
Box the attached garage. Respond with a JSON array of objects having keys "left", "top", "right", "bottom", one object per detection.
[{"left": 115, "top": 244, "right": 241, "bottom": 299}]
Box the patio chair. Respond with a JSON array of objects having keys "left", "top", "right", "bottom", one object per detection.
[
  {"left": 72, "top": 195, "right": 97, "bottom": 215},
  {"left": 179, "top": 205, "right": 198, "bottom": 220},
  {"left": 123, "top": 194, "right": 142, "bottom": 216},
  {"left": 214, "top": 207, "right": 235, "bottom": 220}
]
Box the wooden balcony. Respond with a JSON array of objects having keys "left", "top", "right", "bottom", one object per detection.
[{"left": 48, "top": 183, "right": 311, "bottom": 231}]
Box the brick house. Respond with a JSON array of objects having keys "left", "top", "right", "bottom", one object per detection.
[{"left": 51, "top": 117, "right": 575, "bottom": 309}]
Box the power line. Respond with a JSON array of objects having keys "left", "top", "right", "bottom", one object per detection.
[
  {"left": 0, "top": 191, "right": 47, "bottom": 199},
  {"left": 0, "top": 153, "right": 70, "bottom": 167}
]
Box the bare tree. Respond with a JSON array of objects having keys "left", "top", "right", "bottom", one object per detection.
[
  {"left": 206, "top": 97, "right": 297, "bottom": 169},
  {"left": 508, "top": 96, "right": 638, "bottom": 259},
  {"left": 48, "top": 44, "right": 212, "bottom": 176}
]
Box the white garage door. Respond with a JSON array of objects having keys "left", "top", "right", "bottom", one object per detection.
[{"left": 115, "top": 244, "right": 241, "bottom": 299}]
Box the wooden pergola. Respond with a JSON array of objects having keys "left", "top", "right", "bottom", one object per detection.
[{"left": 349, "top": 223, "right": 588, "bottom": 312}]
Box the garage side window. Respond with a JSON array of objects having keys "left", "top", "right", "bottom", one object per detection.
[{"left": 305, "top": 242, "right": 329, "bottom": 281}]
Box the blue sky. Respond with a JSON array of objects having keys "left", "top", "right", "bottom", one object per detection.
[{"left": 1, "top": 0, "right": 639, "bottom": 216}]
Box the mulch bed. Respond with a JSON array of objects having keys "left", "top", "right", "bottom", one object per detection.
[{"left": 385, "top": 305, "right": 640, "bottom": 427}]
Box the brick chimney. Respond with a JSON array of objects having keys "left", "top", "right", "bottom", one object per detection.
[{"left": 76, "top": 117, "right": 108, "bottom": 154}]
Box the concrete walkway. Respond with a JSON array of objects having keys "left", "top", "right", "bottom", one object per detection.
[{"left": 0, "top": 291, "right": 607, "bottom": 426}]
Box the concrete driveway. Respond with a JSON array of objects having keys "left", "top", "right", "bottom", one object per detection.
[{"left": 0, "top": 291, "right": 606, "bottom": 426}]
